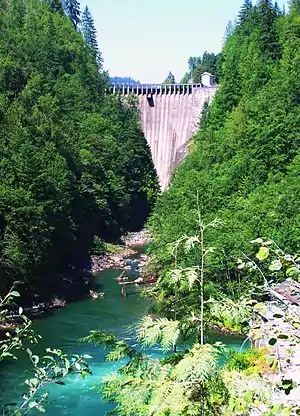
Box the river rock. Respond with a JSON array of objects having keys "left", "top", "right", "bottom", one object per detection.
[
  {"left": 91, "top": 231, "right": 152, "bottom": 273},
  {"left": 122, "top": 230, "right": 152, "bottom": 247}
]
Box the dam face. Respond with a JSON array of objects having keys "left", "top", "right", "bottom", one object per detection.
[{"left": 110, "top": 84, "right": 217, "bottom": 190}]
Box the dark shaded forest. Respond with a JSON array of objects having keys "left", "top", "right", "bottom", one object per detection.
[{"left": 0, "top": 0, "right": 158, "bottom": 299}]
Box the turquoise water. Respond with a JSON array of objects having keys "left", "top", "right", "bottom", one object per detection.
[{"left": 0, "top": 266, "right": 247, "bottom": 415}]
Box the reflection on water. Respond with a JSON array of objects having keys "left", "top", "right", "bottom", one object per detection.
[{"left": 0, "top": 267, "right": 249, "bottom": 415}]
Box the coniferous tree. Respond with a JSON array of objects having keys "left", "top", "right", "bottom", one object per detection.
[
  {"left": 147, "top": 0, "right": 300, "bottom": 304},
  {"left": 289, "top": 0, "right": 300, "bottom": 13},
  {"left": 64, "top": 0, "right": 81, "bottom": 29},
  {"left": 0, "top": 0, "right": 158, "bottom": 296},
  {"left": 48, "top": 0, "right": 63, "bottom": 12},
  {"left": 238, "top": 0, "right": 252, "bottom": 23},
  {"left": 274, "top": 1, "right": 282, "bottom": 15},
  {"left": 223, "top": 20, "right": 234, "bottom": 44},
  {"left": 162, "top": 71, "right": 176, "bottom": 84},
  {"left": 188, "top": 57, "right": 195, "bottom": 72},
  {"left": 184, "top": 52, "right": 221, "bottom": 83},
  {"left": 81, "top": 6, "right": 102, "bottom": 69},
  {"left": 188, "top": 57, "right": 201, "bottom": 72},
  {"left": 257, "top": 0, "right": 281, "bottom": 61}
]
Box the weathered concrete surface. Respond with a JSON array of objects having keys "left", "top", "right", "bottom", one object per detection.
[
  {"left": 110, "top": 84, "right": 217, "bottom": 190},
  {"left": 138, "top": 87, "right": 217, "bottom": 190}
]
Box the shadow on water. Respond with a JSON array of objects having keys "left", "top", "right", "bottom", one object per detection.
[{"left": 0, "top": 257, "right": 249, "bottom": 415}]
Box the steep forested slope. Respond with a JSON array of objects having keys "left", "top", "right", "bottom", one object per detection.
[
  {"left": 148, "top": 0, "right": 300, "bottom": 294},
  {"left": 0, "top": 0, "right": 158, "bottom": 297}
]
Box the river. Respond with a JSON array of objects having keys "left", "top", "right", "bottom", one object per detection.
[{"left": 0, "top": 263, "right": 248, "bottom": 415}]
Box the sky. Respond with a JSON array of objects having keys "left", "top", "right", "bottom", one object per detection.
[{"left": 81, "top": 0, "right": 289, "bottom": 84}]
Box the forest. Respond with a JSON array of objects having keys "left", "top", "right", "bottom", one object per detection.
[
  {"left": 0, "top": 0, "right": 158, "bottom": 300},
  {"left": 181, "top": 51, "right": 222, "bottom": 83},
  {"left": 1, "top": 0, "right": 300, "bottom": 415},
  {"left": 148, "top": 0, "right": 300, "bottom": 299},
  {"left": 86, "top": 1, "right": 300, "bottom": 414}
]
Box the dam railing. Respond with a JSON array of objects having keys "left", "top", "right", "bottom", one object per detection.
[{"left": 109, "top": 83, "right": 217, "bottom": 95}]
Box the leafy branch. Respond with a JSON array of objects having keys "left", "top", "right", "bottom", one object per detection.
[{"left": 0, "top": 287, "right": 92, "bottom": 415}]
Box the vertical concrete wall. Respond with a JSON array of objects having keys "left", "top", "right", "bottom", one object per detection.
[{"left": 138, "top": 86, "right": 217, "bottom": 190}]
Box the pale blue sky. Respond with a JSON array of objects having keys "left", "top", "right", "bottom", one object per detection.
[{"left": 81, "top": 0, "right": 288, "bottom": 83}]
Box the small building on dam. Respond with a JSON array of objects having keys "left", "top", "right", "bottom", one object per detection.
[{"left": 109, "top": 75, "right": 217, "bottom": 190}]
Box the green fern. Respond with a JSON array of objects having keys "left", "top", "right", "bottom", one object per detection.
[
  {"left": 207, "top": 296, "right": 253, "bottom": 332},
  {"left": 80, "top": 330, "right": 136, "bottom": 362},
  {"left": 136, "top": 316, "right": 180, "bottom": 351},
  {"left": 172, "top": 344, "right": 220, "bottom": 383},
  {"left": 99, "top": 340, "right": 226, "bottom": 416}
]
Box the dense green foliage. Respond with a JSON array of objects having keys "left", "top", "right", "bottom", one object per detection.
[
  {"left": 148, "top": 0, "right": 300, "bottom": 299},
  {"left": 64, "top": 0, "right": 81, "bottom": 29},
  {"left": 226, "top": 348, "right": 270, "bottom": 373},
  {"left": 0, "top": 286, "right": 91, "bottom": 414},
  {"left": 0, "top": 0, "right": 158, "bottom": 297},
  {"left": 181, "top": 52, "right": 222, "bottom": 83},
  {"left": 91, "top": 240, "right": 300, "bottom": 415},
  {"left": 82, "top": 329, "right": 229, "bottom": 416},
  {"left": 81, "top": 5, "right": 102, "bottom": 68}
]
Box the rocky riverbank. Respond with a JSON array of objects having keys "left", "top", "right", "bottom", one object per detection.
[
  {"left": 91, "top": 230, "right": 151, "bottom": 274},
  {"left": 122, "top": 229, "right": 152, "bottom": 247},
  {"left": 7, "top": 231, "right": 152, "bottom": 320},
  {"left": 91, "top": 249, "right": 137, "bottom": 273},
  {"left": 22, "top": 297, "right": 67, "bottom": 319}
]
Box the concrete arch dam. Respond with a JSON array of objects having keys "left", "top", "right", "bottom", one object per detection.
[{"left": 110, "top": 83, "right": 217, "bottom": 190}]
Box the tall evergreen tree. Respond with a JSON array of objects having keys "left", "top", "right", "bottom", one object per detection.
[
  {"left": 64, "top": 0, "right": 81, "bottom": 29},
  {"left": 162, "top": 71, "right": 176, "bottom": 84},
  {"left": 188, "top": 57, "right": 201, "bottom": 72},
  {"left": 147, "top": 0, "right": 300, "bottom": 304},
  {"left": 81, "top": 6, "right": 102, "bottom": 69},
  {"left": 289, "top": 0, "right": 300, "bottom": 13},
  {"left": 238, "top": 0, "right": 252, "bottom": 23},
  {"left": 257, "top": 0, "right": 281, "bottom": 61},
  {"left": 223, "top": 20, "right": 234, "bottom": 44},
  {"left": 48, "top": 0, "right": 63, "bottom": 12},
  {"left": 0, "top": 0, "right": 158, "bottom": 296},
  {"left": 274, "top": 1, "right": 282, "bottom": 15}
]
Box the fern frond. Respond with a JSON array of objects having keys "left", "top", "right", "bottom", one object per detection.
[
  {"left": 161, "top": 320, "right": 180, "bottom": 350},
  {"left": 169, "top": 235, "right": 189, "bottom": 256},
  {"left": 136, "top": 316, "right": 180, "bottom": 351},
  {"left": 80, "top": 330, "right": 137, "bottom": 362},
  {"left": 136, "top": 315, "right": 162, "bottom": 346},
  {"left": 186, "top": 267, "right": 199, "bottom": 289},
  {"left": 172, "top": 344, "right": 220, "bottom": 383},
  {"left": 208, "top": 296, "right": 252, "bottom": 330},
  {"left": 148, "top": 380, "right": 187, "bottom": 415},
  {"left": 184, "top": 236, "right": 200, "bottom": 253},
  {"left": 105, "top": 341, "right": 132, "bottom": 361},
  {"left": 79, "top": 330, "right": 118, "bottom": 348},
  {"left": 206, "top": 218, "right": 223, "bottom": 229},
  {"left": 168, "top": 268, "right": 184, "bottom": 284}
]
